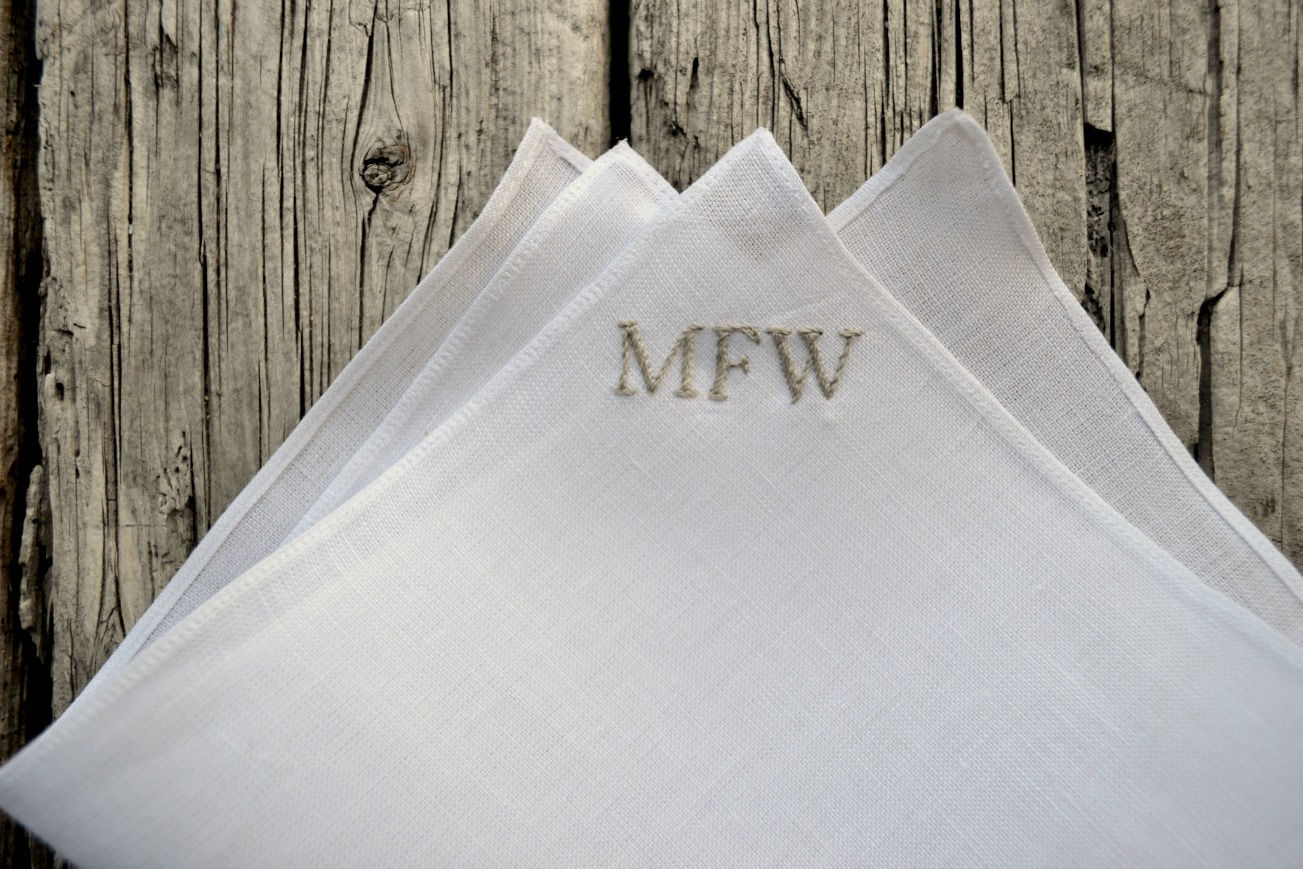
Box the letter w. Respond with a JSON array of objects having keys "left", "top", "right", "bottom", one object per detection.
[
  {"left": 766, "top": 327, "right": 864, "bottom": 402},
  {"left": 616, "top": 321, "right": 703, "bottom": 397}
]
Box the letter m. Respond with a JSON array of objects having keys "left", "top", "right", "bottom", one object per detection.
[{"left": 616, "top": 321, "right": 703, "bottom": 397}]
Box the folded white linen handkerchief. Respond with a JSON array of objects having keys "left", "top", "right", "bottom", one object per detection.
[
  {"left": 830, "top": 108, "right": 1303, "bottom": 642},
  {"left": 294, "top": 111, "right": 1303, "bottom": 648},
  {"left": 81, "top": 120, "right": 592, "bottom": 688},
  {"left": 4, "top": 130, "right": 1301, "bottom": 867}
]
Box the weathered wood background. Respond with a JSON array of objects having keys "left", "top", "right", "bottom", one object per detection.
[{"left": 1, "top": 0, "right": 1300, "bottom": 862}]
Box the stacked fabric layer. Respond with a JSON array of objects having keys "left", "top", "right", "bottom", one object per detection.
[{"left": 4, "top": 111, "right": 1303, "bottom": 868}]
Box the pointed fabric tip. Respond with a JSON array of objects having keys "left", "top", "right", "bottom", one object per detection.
[
  {"left": 521, "top": 118, "right": 592, "bottom": 173},
  {"left": 677, "top": 128, "right": 828, "bottom": 256},
  {"left": 516, "top": 117, "right": 556, "bottom": 155},
  {"left": 828, "top": 108, "right": 990, "bottom": 229}
]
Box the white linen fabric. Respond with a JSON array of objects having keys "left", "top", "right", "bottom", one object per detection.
[
  {"left": 81, "top": 120, "right": 592, "bottom": 691},
  {"left": 294, "top": 111, "right": 1303, "bottom": 648},
  {"left": 829, "top": 108, "right": 1303, "bottom": 643},
  {"left": 290, "top": 142, "right": 674, "bottom": 534},
  {"left": 3, "top": 131, "right": 1302, "bottom": 867}
]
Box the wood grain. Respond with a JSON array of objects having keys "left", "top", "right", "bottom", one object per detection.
[
  {"left": 31, "top": 0, "right": 609, "bottom": 718},
  {"left": 2, "top": 1, "right": 1302, "bottom": 863},
  {"left": 1, "top": 0, "right": 50, "bottom": 861}
]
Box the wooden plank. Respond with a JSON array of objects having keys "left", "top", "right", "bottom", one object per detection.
[
  {"left": 0, "top": 0, "right": 52, "bottom": 862},
  {"left": 630, "top": 0, "right": 1087, "bottom": 299},
  {"left": 1112, "top": 0, "right": 1303, "bottom": 563},
  {"left": 33, "top": 0, "right": 610, "bottom": 715},
  {"left": 1111, "top": 0, "right": 1224, "bottom": 454},
  {"left": 1078, "top": 0, "right": 1112, "bottom": 131},
  {"left": 1204, "top": 0, "right": 1303, "bottom": 563},
  {"left": 630, "top": 0, "right": 909, "bottom": 212}
]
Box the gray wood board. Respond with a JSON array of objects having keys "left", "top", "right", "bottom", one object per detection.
[{"left": 2, "top": 1, "right": 1300, "bottom": 862}]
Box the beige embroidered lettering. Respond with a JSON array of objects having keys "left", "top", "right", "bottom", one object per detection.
[
  {"left": 618, "top": 322, "right": 863, "bottom": 401},
  {"left": 709, "top": 325, "right": 761, "bottom": 401},
  {"left": 616, "top": 321, "right": 704, "bottom": 397},
  {"left": 766, "top": 327, "right": 864, "bottom": 402}
]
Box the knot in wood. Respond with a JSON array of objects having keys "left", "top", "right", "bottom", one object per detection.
[{"left": 360, "top": 142, "right": 410, "bottom": 192}]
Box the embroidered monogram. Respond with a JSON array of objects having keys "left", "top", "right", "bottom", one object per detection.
[{"left": 616, "top": 322, "right": 863, "bottom": 401}]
